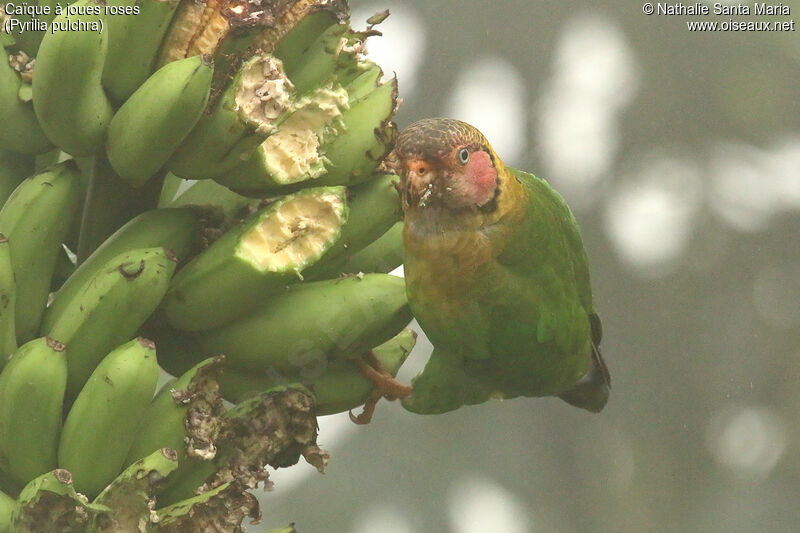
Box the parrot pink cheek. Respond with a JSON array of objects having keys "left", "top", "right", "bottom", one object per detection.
[{"left": 465, "top": 150, "right": 498, "bottom": 206}]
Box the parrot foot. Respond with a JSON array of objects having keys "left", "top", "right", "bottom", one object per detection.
[{"left": 348, "top": 351, "right": 413, "bottom": 425}]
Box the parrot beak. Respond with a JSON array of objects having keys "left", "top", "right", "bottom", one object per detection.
[{"left": 403, "top": 159, "right": 438, "bottom": 208}]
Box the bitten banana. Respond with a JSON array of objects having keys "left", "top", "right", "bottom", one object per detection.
[
  {"left": 0, "top": 161, "right": 82, "bottom": 342},
  {"left": 125, "top": 357, "right": 224, "bottom": 474},
  {"left": 59, "top": 338, "right": 159, "bottom": 497},
  {"left": 162, "top": 186, "right": 349, "bottom": 331},
  {"left": 89, "top": 447, "right": 179, "bottom": 533},
  {"left": 195, "top": 273, "right": 412, "bottom": 374},
  {"left": 0, "top": 50, "right": 53, "bottom": 154},
  {"left": 106, "top": 55, "right": 214, "bottom": 187},
  {"left": 219, "top": 328, "right": 417, "bottom": 415},
  {"left": 102, "top": 0, "right": 182, "bottom": 103},
  {"left": 43, "top": 247, "right": 176, "bottom": 398},
  {"left": 303, "top": 172, "right": 402, "bottom": 280},
  {"left": 32, "top": 0, "right": 113, "bottom": 155},
  {"left": 42, "top": 207, "right": 201, "bottom": 335},
  {"left": 167, "top": 53, "right": 297, "bottom": 179},
  {"left": 11, "top": 469, "right": 109, "bottom": 531},
  {"left": 0, "top": 337, "right": 66, "bottom": 486}
]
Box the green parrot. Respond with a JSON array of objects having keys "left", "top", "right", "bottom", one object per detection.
[{"left": 390, "top": 118, "right": 610, "bottom": 414}]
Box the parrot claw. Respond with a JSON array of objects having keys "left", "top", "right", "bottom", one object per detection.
[{"left": 349, "top": 350, "right": 413, "bottom": 424}]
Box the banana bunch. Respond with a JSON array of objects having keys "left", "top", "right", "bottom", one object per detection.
[{"left": 0, "top": 0, "right": 415, "bottom": 529}]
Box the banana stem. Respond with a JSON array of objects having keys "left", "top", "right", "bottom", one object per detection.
[{"left": 76, "top": 156, "right": 166, "bottom": 264}]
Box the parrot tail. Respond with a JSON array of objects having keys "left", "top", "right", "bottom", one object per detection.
[{"left": 558, "top": 342, "right": 610, "bottom": 413}]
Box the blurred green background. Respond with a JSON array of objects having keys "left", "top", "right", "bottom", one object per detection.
[{"left": 254, "top": 1, "right": 800, "bottom": 531}]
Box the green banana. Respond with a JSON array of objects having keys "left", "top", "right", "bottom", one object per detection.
[
  {"left": 219, "top": 328, "right": 417, "bottom": 415},
  {"left": 59, "top": 338, "right": 160, "bottom": 497},
  {"left": 89, "top": 447, "right": 179, "bottom": 533},
  {"left": 42, "top": 207, "right": 201, "bottom": 334},
  {"left": 195, "top": 273, "right": 412, "bottom": 374},
  {"left": 162, "top": 186, "right": 349, "bottom": 331},
  {"left": 125, "top": 357, "right": 224, "bottom": 474},
  {"left": 0, "top": 149, "right": 33, "bottom": 205},
  {"left": 0, "top": 235, "right": 15, "bottom": 364},
  {"left": 339, "top": 60, "right": 383, "bottom": 103},
  {"left": 32, "top": 0, "right": 112, "bottom": 156},
  {"left": 163, "top": 177, "right": 257, "bottom": 219},
  {"left": 280, "top": 21, "right": 347, "bottom": 95},
  {"left": 339, "top": 221, "right": 404, "bottom": 276},
  {"left": 102, "top": 0, "right": 182, "bottom": 103},
  {"left": 11, "top": 469, "right": 109, "bottom": 531},
  {"left": 155, "top": 482, "right": 260, "bottom": 531},
  {"left": 271, "top": 7, "right": 344, "bottom": 75},
  {"left": 0, "top": 489, "right": 12, "bottom": 533},
  {"left": 0, "top": 49, "right": 53, "bottom": 154},
  {"left": 0, "top": 161, "right": 82, "bottom": 342},
  {"left": 43, "top": 247, "right": 176, "bottom": 398},
  {"left": 303, "top": 172, "right": 401, "bottom": 280},
  {"left": 0, "top": 337, "right": 66, "bottom": 486},
  {"left": 312, "top": 78, "right": 398, "bottom": 187},
  {"left": 167, "top": 53, "right": 296, "bottom": 180},
  {"left": 213, "top": 83, "right": 350, "bottom": 194},
  {"left": 106, "top": 55, "right": 214, "bottom": 187}
]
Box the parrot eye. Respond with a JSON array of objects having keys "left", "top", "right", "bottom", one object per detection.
[{"left": 458, "top": 148, "right": 470, "bottom": 165}]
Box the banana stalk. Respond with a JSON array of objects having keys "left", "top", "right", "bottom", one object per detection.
[
  {"left": 162, "top": 186, "right": 349, "bottom": 331},
  {"left": 154, "top": 482, "right": 260, "bottom": 532},
  {"left": 59, "top": 338, "right": 160, "bottom": 497}
]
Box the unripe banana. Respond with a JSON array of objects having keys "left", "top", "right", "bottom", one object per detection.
[
  {"left": 42, "top": 207, "right": 201, "bottom": 335},
  {"left": 0, "top": 149, "right": 33, "bottom": 208},
  {"left": 59, "top": 338, "right": 160, "bottom": 497},
  {"left": 0, "top": 49, "right": 53, "bottom": 154},
  {"left": 0, "top": 235, "right": 15, "bottom": 364},
  {"left": 339, "top": 61, "right": 382, "bottom": 103},
  {"left": 271, "top": 7, "right": 344, "bottom": 77},
  {"left": 0, "top": 337, "right": 66, "bottom": 486},
  {"left": 220, "top": 328, "right": 417, "bottom": 415},
  {"left": 106, "top": 55, "right": 214, "bottom": 187},
  {"left": 89, "top": 447, "right": 179, "bottom": 533},
  {"left": 11, "top": 469, "right": 109, "bottom": 531},
  {"left": 0, "top": 161, "right": 82, "bottom": 342},
  {"left": 0, "top": 489, "right": 12, "bottom": 533},
  {"left": 340, "top": 221, "right": 404, "bottom": 276},
  {"left": 162, "top": 186, "right": 349, "bottom": 331},
  {"left": 163, "top": 177, "right": 257, "bottom": 219},
  {"left": 43, "top": 248, "right": 176, "bottom": 398},
  {"left": 125, "top": 357, "right": 224, "bottom": 474},
  {"left": 102, "top": 0, "right": 182, "bottom": 103},
  {"left": 32, "top": 0, "right": 113, "bottom": 156},
  {"left": 303, "top": 172, "right": 401, "bottom": 280},
  {"left": 281, "top": 21, "right": 347, "bottom": 95},
  {"left": 313, "top": 78, "right": 398, "bottom": 187},
  {"left": 195, "top": 273, "right": 412, "bottom": 374},
  {"left": 167, "top": 53, "right": 297, "bottom": 179}
]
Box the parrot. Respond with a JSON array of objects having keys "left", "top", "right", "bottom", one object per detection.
[{"left": 388, "top": 118, "right": 610, "bottom": 415}]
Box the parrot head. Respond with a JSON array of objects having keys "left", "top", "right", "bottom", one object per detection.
[{"left": 390, "top": 118, "right": 505, "bottom": 213}]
